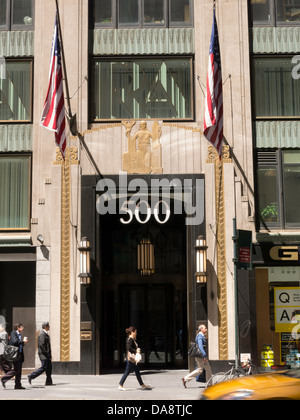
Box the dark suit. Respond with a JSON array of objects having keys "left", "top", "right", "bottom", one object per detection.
[
  {"left": 28, "top": 330, "right": 52, "bottom": 385},
  {"left": 9, "top": 330, "right": 25, "bottom": 388}
]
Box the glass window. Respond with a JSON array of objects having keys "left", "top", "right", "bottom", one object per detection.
[
  {"left": 11, "top": 0, "right": 33, "bottom": 27},
  {"left": 257, "top": 166, "right": 280, "bottom": 225},
  {"left": 250, "top": 0, "right": 272, "bottom": 25},
  {"left": 144, "top": 0, "right": 165, "bottom": 25},
  {"left": 253, "top": 57, "right": 300, "bottom": 118},
  {"left": 119, "top": 0, "right": 139, "bottom": 25},
  {"left": 170, "top": 0, "right": 191, "bottom": 24},
  {"left": 93, "top": 0, "right": 193, "bottom": 28},
  {"left": 0, "top": 155, "right": 31, "bottom": 230},
  {"left": 0, "top": 0, "right": 8, "bottom": 28},
  {"left": 276, "top": 0, "right": 300, "bottom": 24},
  {"left": 94, "top": 0, "right": 113, "bottom": 25},
  {"left": 0, "top": 61, "right": 32, "bottom": 121},
  {"left": 92, "top": 57, "right": 193, "bottom": 120},
  {"left": 283, "top": 151, "right": 300, "bottom": 225}
]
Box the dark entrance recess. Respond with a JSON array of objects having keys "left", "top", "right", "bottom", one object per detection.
[
  {"left": 100, "top": 210, "right": 188, "bottom": 370},
  {"left": 80, "top": 174, "right": 206, "bottom": 374}
]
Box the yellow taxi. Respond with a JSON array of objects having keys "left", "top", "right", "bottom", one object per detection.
[{"left": 201, "top": 368, "right": 300, "bottom": 400}]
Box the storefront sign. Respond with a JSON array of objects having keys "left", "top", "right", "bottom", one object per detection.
[
  {"left": 274, "top": 287, "right": 300, "bottom": 332},
  {"left": 270, "top": 246, "right": 299, "bottom": 261}
]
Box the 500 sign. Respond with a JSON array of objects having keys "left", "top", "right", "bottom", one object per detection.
[
  {"left": 120, "top": 200, "right": 171, "bottom": 225},
  {"left": 96, "top": 173, "right": 205, "bottom": 226}
]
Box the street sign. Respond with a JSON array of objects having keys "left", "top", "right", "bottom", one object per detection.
[{"left": 237, "top": 230, "right": 252, "bottom": 270}]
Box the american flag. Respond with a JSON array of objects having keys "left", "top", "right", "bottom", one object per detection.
[
  {"left": 203, "top": 9, "right": 223, "bottom": 157},
  {"left": 40, "top": 14, "right": 66, "bottom": 159}
]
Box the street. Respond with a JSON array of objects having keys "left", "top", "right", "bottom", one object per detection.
[{"left": 0, "top": 369, "right": 205, "bottom": 401}]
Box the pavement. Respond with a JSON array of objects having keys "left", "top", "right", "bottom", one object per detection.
[{"left": 0, "top": 369, "right": 205, "bottom": 401}]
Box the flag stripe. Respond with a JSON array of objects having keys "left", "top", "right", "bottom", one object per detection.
[
  {"left": 204, "top": 9, "right": 223, "bottom": 157},
  {"left": 40, "top": 14, "right": 66, "bottom": 159}
]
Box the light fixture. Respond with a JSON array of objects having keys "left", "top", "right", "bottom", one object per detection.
[
  {"left": 37, "top": 234, "right": 44, "bottom": 244},
  {"left": 78, "top": 237, "right": 92, "bottom": 285},
  {"left": 137, "top": 238, "right": 155, "bottom": 276},
  {"left": 195, "top": 235, "right": 208, "bottom": 284},
  {"left": 23, "top": 16, "right": 32, "bottom": 25}
]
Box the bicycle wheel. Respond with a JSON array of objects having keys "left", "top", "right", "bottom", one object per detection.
[{"left": 205, "top": 372, "right": 229, "bottom": 388}]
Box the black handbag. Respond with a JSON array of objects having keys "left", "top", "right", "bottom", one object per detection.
[
  {"left": 0, "top": 338, "right": 19, "bottom": 362},
  {"left": 188, "top": 341, "right": 204, "bottom": 358}
]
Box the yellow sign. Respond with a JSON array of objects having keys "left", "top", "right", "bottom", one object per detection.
[{"left": 274, "top": 287, "right": 300, "bottom": 333}]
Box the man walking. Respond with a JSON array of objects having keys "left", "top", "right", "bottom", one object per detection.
[
  {"left": 182, "top": 325, "right": 212, "bottom": 387},
  {"left": 9, "top": 323, "right": 28, "bottom": 389},
  {"left": 28, "top": 322, "right": 53, "bottom": 386}
]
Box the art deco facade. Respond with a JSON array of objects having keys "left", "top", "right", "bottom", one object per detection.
[{"left": 0, "top": 0, "right": 299, "bottom": 374}]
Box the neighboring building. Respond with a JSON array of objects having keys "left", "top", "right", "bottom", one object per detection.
[{"left": 0, "top": 0, "right": 298, "bottom": 375}]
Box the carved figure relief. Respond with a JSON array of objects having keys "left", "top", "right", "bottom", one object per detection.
[{"left": 122, "top": 121, "right": 163, "bottom": 174}]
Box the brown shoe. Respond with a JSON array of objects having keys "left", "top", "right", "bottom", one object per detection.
[{"left": 182, "top": 378, "right": 187, "bottom": 388}]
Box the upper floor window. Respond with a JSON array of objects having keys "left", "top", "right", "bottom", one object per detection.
[
  {"left": 250, "top": 0, "right": 300, "bottom": 26},
  {"left": 257, "top": 149, "right": 300, "bottom": 229},
  {"left": 0, "top": 154, "right": 31, "bottom": 231},
  {"left": 0, "top": 0, "right": 34, "bottom": 31},
  {"left": 93, "top": 0, "right": 193, "bottom": 28},
  {"left": 91, "top": 57, "right": 193, "bottom": 121},
  {"left": 0, "top": 60, "right": 33, "bottom": 122},
  {"left": 252, "top": 56, "right": 300, "bottom": 118}
]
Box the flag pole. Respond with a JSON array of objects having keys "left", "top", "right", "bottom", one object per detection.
[
  {"left": 55, "top": 0, "right": 77, "bottom": 135},
  {"left": 53, "top": 0, "right": 102, "bottom": 178}
]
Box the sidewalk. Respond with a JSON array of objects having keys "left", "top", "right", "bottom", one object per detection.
[{"left": 0, "top": 369, "right": 205, "bottom": 401}]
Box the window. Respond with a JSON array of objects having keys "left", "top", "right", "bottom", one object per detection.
[
  {"left": 257, "top": 149, "right": 300, "bottom": 229},
  {"left": 92, "top": 57, "right": 193, "bottom": 121},
  {"left": 250, "top": 0, "right": 300, "bottom": 26},
  {"left": 0, "top": 155, "right": 31, "bottom": 230},
  {"left": 253, "top": 57, "right": 300, "bottom": 118},
  {"left": 0, "top": 0, "right": 34, "bottom": 30},
  {"left": 93, "top": 0, "right": 193, "bottom": 28},
  {"left": 0, "top": 60, "right": 33, "bottom": 122}
]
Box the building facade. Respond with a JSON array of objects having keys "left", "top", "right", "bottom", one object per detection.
[{"left": 0, "top": 0, "right": 299, "bottom": 374}]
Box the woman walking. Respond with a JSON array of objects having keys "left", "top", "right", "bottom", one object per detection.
[{"left": 119, "top": 326, "right": 150, "bottom": 391}]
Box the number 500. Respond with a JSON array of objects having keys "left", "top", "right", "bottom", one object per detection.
[{"left": 120, "top": 200, "right": 171, "bottom": 225}]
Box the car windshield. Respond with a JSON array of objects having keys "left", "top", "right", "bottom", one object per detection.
[{"left": 280, "top": 369, "right": 300, "bottom": 380}]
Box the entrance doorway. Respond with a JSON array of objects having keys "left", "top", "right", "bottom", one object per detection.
[
  {"left": 120, "top": 284, "right": 174, "bottom": 366},
  {"left": 100, "top": 210, "right": 188, "bottom": 370}
]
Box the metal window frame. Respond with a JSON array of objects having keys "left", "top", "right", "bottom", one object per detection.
[
  {"left": 0, "top": 58, "right": 34, "bottom": 123},
  {"left": 92, "top": 0, "right": 193, "bottom": 29},
  {"left": 0, "top": 0, "right": 35, "bottom": 31},
  {"left": 90, "top": 55, "right": 195, "bottom": 123},
  {"left": 0, "top": 153, "right": 32, "bottom": 232},
  {"left": 250, "top": 0, "right": 300, "bottom": 27}
]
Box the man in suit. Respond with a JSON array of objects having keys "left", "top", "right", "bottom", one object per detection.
[
  {"left": 9, "top": 323, "right": 28, "bottom": 389},
  {"left": 182, "top": 324, "right": 212, "bottom": 388},
  {"left": 28, "top": 322, "right": 53, "bottom": 386}
]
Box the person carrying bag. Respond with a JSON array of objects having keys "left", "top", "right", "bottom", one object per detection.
[
  {"left": 182, "top": 325, "right": 212, "bottom": 388},
  {"left": 118, "top": 326, "right": 150, "bottom": 391},
  {"left": 0, "top": 323, "right": 17, "bottom": 389}
]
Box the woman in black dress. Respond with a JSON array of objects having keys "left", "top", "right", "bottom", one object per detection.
[{"left": 119, "top": 326, "right": 150, "bottom": 390}]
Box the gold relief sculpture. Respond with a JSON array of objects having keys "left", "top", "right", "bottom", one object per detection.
[
  {"left": 207, "top": 144, "right": 232, "bottom": 361},
  {"left": 122, "top": 121, "right": 163, "bottom": 174},
  {"left": 53, "top": 147, "right": 79, "bottom": 362}
]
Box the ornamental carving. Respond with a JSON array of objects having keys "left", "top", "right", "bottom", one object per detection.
[{"left": 122, "top": 121, "right": 163, "bottom": 174}]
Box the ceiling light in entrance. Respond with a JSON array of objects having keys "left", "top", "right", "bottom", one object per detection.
[{"left": 137, "top": 238, "right": 155, "bottom": 276}]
